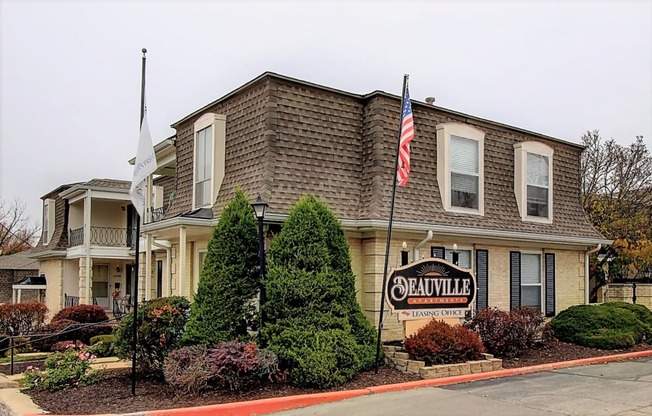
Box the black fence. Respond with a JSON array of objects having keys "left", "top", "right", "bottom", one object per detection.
[{"left": 64, "top": 294, "right": 98, "bottom": 308}]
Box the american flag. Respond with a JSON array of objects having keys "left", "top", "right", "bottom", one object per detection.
[{"left": 397, "top": 85, "right": 414, "bottom": 187}]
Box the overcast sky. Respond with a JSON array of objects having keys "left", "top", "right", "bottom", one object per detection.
[{"left": 1, "top": 0, "right": 651, "bottom": 227}]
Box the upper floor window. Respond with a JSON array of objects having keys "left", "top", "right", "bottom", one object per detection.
[
  {"left": 437, "top": 123, "right": 485, "bottom": 215},
  {"left": 42, "top": 199, "right": 55, "bottom": 245},
  {"left": 195, "top": 125, "right": 213, "bottom": 207},
  {"left": 192, "top": 113, "right": 226, "bottom": 209},
  {"left": 514, "top": 142, "right": 553, "bottom": 223}
]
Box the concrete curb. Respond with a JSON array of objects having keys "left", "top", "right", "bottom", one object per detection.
[{"left": 18, "top": 349, "right": 652, "bottom": 416}]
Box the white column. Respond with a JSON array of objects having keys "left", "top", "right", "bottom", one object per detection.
[
  {"left": 84, "top": 189, "right": 92, "bottom": 304},
  {"left": 146, "top": 175, "right": 154, "bottom": 223},
  {"left": 145, "top": 234, "right": 152, "bottom": 300},
  {"left": 17, "top": 289, "right": 22, "bottom": 303},
  {"left": 12, "top": 289, "right": 16, "bottom": 304},
  {"left": 179, "top": 227, "right": 187, "bottom": 298}
]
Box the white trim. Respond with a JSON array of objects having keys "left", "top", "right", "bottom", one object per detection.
[
  {"left": 436, "top": 123, "right": 485, "bottom": 215},
  {"left": 192, "top": 113, "right": 226, "bottom": 210},
  {"left": 514, "top": 141, "right": 554, "bottom": 223}
]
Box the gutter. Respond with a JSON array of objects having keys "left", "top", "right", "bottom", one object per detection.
[{"left": 413, "top": 230, "right": 433, "bottom": 261}]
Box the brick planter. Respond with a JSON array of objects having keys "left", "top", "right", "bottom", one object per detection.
[{"left": 383, "top": 345, "right": 502, "bottom": 379}]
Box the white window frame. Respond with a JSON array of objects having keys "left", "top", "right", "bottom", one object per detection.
[
  {"left": 42, "top": 199, "right": 55, "bottom": 245},
  {"left": 192, "top": 113, "right": 226, "bottom": 210},
  {"left": 444, "top": 246, "right": 473, "bottom": 269},
  {"left": 437, "top": 123, "right": 485, "bottom": 215},
  {"left": 520, "top": 251, "right": 543, "bottom": 312},
  {"left": 514, "top": 141, "right": 554, "bottom": 223}
]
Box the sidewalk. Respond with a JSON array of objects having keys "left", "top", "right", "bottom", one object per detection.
[{"left": 2, "top": 351, "right": 652, "bottom": 416}]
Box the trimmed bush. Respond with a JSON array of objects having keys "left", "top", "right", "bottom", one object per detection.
[
  {"left": 550, "top": 304, "right": 647, "bottom": 349},
  {"left": 262, "top": 195, "right": 376, "bottom": 388},
  {"left": 51, "top": 305, "right": 109, "bottom": 324},
  {"left": 464, "top": 307, "right": 545, "bottom": 358},
  {"left": 405, "top": 320, "right": 485, "bottom": 365},
  {"left": 88, "top": 335, "right": 115, "bottom": 358},
  {"left": 114, "top": 296, "right": 190, "bottom": 377},
  {"left": 51, "top": 340, "right": 86, "bottom": 352},
  {"left": 23, "top": 349, "right": 101, "bottom": 391},
  {"left": 0, "top": 302, "right": 48, "bottom": 336},
  {"left": 90, "top": 334, "right": 115, "bottom": 345},
  {"left": 601, "top": 302, "right": 652, "bottom": 342},
  {"left": 163, "top": 345, "right": 211, "bottom": 395},
  {"left": 183, "top": 189, "right": 260, "bottom": 345}
]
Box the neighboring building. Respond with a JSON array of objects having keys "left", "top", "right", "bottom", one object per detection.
[
  {"left": 30, "top": 179, "right": 137, "bottom": 315},
  {"left": 0, "top": 250, "right": 39, "bottom": 303},
  {"left": 130, "top": 72, "right": 609, "bottom": 340}
]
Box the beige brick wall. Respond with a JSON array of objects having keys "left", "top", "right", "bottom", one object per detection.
[
  {"left": 41, "top": 259, "right": 64, "bottom": 319},
  {"left": 350, "top": 235, "right": 587, "bottom": 342}
]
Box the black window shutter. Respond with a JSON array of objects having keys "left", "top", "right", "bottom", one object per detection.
[
  {"left": 545, "top": 253, "right": 556, "bottom": 317},
  {"left": 430, "top": 246, "right": 445, "bottom": 259},
  {"left": 476, "top": 249, "right": 489, "bottom": 310},
  {"left": 510, "top": 251, "right": 521, "bottom": 310}
]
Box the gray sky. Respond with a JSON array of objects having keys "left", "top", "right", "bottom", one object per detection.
[{"left": 1, "top": 0, "right": 651, "bottom": 228}]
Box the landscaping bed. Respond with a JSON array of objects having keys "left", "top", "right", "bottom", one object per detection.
[{"left": 25, "top": 341, "right": 652, "bottom": 415}]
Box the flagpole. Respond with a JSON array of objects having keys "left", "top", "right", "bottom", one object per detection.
[
  {"left": 375, "top": 74, "right": 409, "bottom": 373},
  {"left": 131, "top": 47, "right": 147, "bottom": 397}
]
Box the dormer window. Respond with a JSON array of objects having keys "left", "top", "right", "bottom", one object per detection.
[
  {"left": 192, "top": 113, "right": 226, "bottom": 209},
  {"left": 437, "top": 123, "right": 485, "bottom": 215},
  {"left": 514, "top": 141, "right": 554, "bottom": 223},
  {"left": 42, "top": 199, "right": 55, "bottom": 245}
]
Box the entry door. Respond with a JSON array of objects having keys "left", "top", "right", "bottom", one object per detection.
[
  {"left": 156, "top": 260, "right": 163, "bottom": 298},
  {"left": 92, "top": 265, "right": 110, "bottom": 309}
]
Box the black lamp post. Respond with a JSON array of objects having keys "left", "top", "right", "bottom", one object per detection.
[
  {"left": 251, "top": 195, "right": 268, "bottom": 325},
  {"left": 401, "top": 241, "right": 409, "bottom": 266}
]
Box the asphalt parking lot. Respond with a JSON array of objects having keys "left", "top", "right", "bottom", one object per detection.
[{"left": 273, "top": 357, "right": 652, "bottom": 416}]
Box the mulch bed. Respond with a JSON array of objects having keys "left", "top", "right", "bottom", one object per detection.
[{"left": 23, "top": 341, "right": 652, "bottom": 415}]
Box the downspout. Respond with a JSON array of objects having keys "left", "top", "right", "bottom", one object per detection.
[
  {"left": 151, "top": 239, "right": 172, "bottom": 297},
  {"left": 413, "top": 230, "right": 433, "bottom": 261},
  {"left": 585, "top": 244, "right": 601, "bottom": 304},
  {"left": 84, "top": 189, "right": 92, "bottom": 304}
]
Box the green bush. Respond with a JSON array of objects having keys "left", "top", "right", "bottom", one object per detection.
[
  {"left": 261, "top": 195, "right": 376, "bottom": 388},
  {"left": 114, "top": 296, "right": 190, "bottom": 377},
  {"left": 601, "top": 302, "right": 652, "bottom": 342},
  {"left": 550, "top": 304, "right": 646, "bottom": 349},
  {"left": 183, "top": 189, "right": 260, "bottom": 345},
  {"left": 88, "top": 335, "right": 115, "bottom": 358},
  {"left": 23, "top": 349, "right": 101, "bottom": 391},
  {"left": 405, "top": 320, "right": 485, "bottom": 365},
  {"left": 269, "top": 328, "right": 360, "bottom": 388}
]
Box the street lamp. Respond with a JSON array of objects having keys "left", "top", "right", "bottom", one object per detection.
[
  {"left": 251, "top": 195, "right": 268, "bottom": 325},
  {"left": 401, "top": 241, "right": 409, "bottom": 266}
]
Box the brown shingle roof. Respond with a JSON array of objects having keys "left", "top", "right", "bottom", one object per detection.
[
  {"left": 82, "top": 179, "right": 130, "bottom": 190},
  {"left": 167, "top": 73, "right": 603, "bottom": 241},
  {"left": 0, "top": 250, "right": 39, "bottom": 270}
]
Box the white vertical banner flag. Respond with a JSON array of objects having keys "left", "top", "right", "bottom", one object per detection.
[{"left": 130, "top": 109, "right": 158, "bottom": 218}]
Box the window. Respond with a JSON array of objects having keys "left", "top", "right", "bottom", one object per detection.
[
  {"left": 192, "top": 113, "right": 226, "bottom": 209},
  {"left": 444, "top": 248, "right": 472, "bottom": 269},
  {"left": 514, "top": 142, "right": 553, "bottom": 222},
  {"left": 451, "top": 137, "right": 479, "bottom": 209},
  {"left": 520, "top": 254, "right": 542, "bottom": 310},
  {"left": 437, "top": 123, "right": 485, "bottom": 215},
  {"left": 42, "top": 199, "right": 55, "bottom": 245},
  {"left": 195, "top": 125, "right": 213, "bottom": 207},
  {"left": 510, "top": 251, "right": 556, "bottom": 315}
]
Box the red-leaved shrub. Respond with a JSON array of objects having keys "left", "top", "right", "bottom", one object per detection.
[
  {"left": 404, "top": 320, "right": 485, "bottom": 365},
  {"left": 208, "top": 341, "right": 260, "bottom": 390},
  {"left": 0, "top": 302, "right": 48, "bottom": 336},
  {"left": 51, "top": 340, "right": 86, "bottom": 352},
  {"left": 464, "top": 307, "right": 546, "bottom": 358},
  {"left": 51, "top": 305, "right": 108, "bottom": 324}
]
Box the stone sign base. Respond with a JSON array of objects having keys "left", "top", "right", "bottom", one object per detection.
[{"left": 383, "top": 345, "right": 502, "bottom": 379}]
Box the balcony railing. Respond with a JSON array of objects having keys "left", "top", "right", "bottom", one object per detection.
[
  {"left": 69, "top": 226, "right": 136, "bottom": 247},
  {"left": 151, "top": 206, "right": 166, "bottom": 222}
]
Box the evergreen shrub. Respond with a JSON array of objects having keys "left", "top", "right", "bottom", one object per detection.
[
  {"left": 550, "top": 303, "right": 647, "bottom": 349},
  {"left": 114, "top": 296, "right": 190, "bottom": 377},
  {"left": 261, "top": 195, "right": 376, "bottom": 388},
  {"left": 405, "top": 320, "right": 485, "bottom": 365},
  {"left": 183, "top": 189, "right": 259, "bottom": 345}
]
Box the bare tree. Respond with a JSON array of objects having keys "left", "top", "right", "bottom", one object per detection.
[{"left": 0, "top": 198, "right": 40, "bottom": 255}]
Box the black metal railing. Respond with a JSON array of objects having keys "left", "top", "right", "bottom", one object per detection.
[
  {"left": 69, "top": 226, "right": 134, "bottom": 247},
  {"left": 64, "top": 293, "right": 98, "bottom": 307},
  {"left": 113, "top": 295, "right": 132, "bottom": 320}
]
